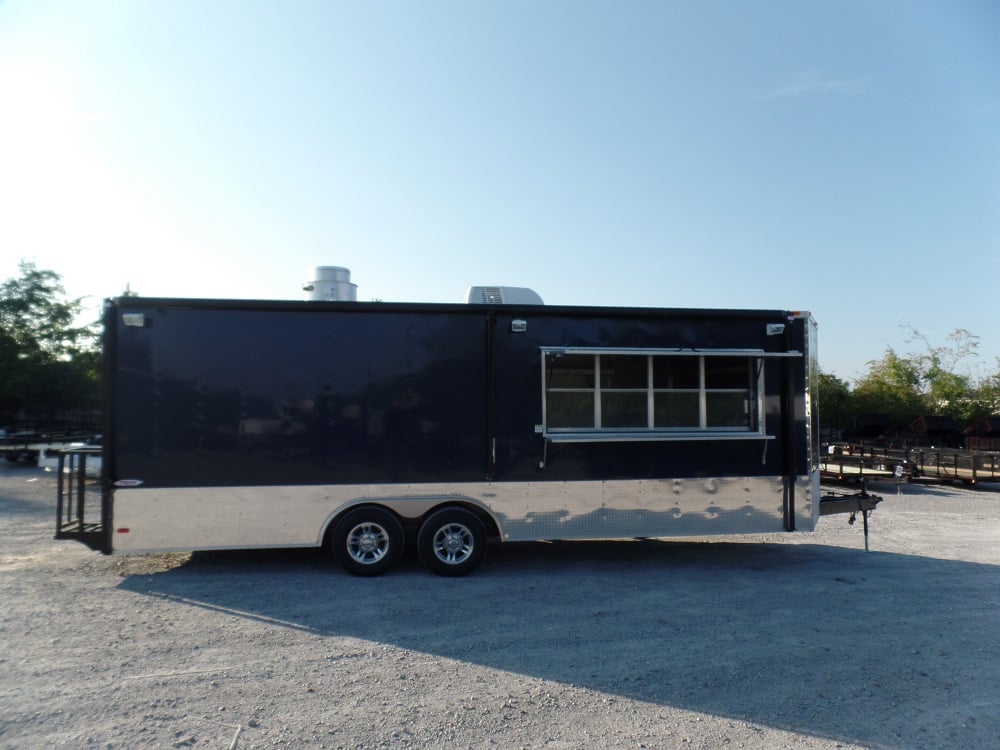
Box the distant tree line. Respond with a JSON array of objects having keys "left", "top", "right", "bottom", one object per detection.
[
  {"left": 0, "top": 262, "right": 101, "bottom": 431},
  {"left": 819, "top": 328, "right": 1000, "bottom": 442}
]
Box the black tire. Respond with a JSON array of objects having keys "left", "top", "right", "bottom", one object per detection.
[
  {"left": 417, "top": 507, "right": 487, "bottom": 577},
  {"left": 330, "top": 507, "right": 404, "bottom": 576}
]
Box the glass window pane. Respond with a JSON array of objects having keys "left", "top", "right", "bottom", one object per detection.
[
  {"left": 654, "top": 392, "right": 700, "bottom": 428},
  {"left": 705, "top": 357, "right": 749, "bottom": 389},
  {"left": 547, "top": 391, "right": 594, "bottom": 428},
  {"left": 653, "top": 357, "right": 699, "bottom": 389},
  {"left": 706, "top": 392, "right": 750, "bottom": 428},
  {"left": 601, "top": 391, "right": 647, "bottom": 428},
  {"left": 600, "top": 355, "right": 647, "bottom": 389},
  {"left": 547, "top": 354, "right": 595, "bottom": 388}
]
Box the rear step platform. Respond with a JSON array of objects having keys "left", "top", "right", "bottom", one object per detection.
[{"left": 54, "top": 448, "right": 109, "bottom": 553}]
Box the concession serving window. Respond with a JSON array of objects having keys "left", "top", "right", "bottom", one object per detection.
[{"left": 539, "top": 347, "right": 798, "bottom": 443}]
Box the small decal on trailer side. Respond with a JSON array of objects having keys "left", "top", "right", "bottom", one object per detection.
[{"left": 113, "top": 479, "right": 144, "bottom": 487}]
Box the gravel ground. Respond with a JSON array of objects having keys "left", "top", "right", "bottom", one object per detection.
[{"left": 1, "top": 463, "right": 998, "bottom": 749}]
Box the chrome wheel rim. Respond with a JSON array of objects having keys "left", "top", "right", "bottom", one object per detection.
[
  {"left": 346, "top": 522, "right": 391, "bottom": 565},
  {"left": 431, "top": 523, "right": 474, "bottom": 565}
]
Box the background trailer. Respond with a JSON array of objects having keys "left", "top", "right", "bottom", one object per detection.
[{"left": 58, "top": 296, "right": 824, "bottom": 575}]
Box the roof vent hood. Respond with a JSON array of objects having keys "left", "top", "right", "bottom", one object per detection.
[
  {"left": 303, "top": 266, "right": 358, "bottom": 302},
  {"left": 465, "top": 286, "right": 544, "bottom": 305}
]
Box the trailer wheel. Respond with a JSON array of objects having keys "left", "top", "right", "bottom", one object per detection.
[
  {"left": 330, "top": 507, "right": 404, "bottom": 576},
  {"left": 417, "top": 507, "right": 487, "bottom": 577}
]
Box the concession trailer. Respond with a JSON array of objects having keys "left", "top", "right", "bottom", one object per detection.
[{"left": 56, "top": 290, "right": 852, "bottom": 576}]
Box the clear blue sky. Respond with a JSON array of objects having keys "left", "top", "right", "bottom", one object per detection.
[{"left": 1, "top": 1, "right": 998, "bottom": 381}]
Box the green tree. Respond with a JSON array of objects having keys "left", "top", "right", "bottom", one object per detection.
[
  {"left": 851, "top": 347, "right": 924, "bottom": 424},
  {"left": 968, "top": 360, "right": 1000, "bottom": 423},
  {"left": 817, "top": 370, "right": 852, "bottom": 440},
  {"left": 906, "top": 327, "right": 978, "bottom": 420},
  {"left": 0, "top": 261, "right": 100, "bottom": 427},
  {"left": 844, "top": 329, "right": 1000, "bottom": 430}
]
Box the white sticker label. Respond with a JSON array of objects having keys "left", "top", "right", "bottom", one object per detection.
[{"left": 113, "top": 479, "right": 144, "bottom": 487}]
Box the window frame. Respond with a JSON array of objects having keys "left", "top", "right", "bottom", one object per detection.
[{"left": 540, "top": 347, "right": 793, "bottom": 443}]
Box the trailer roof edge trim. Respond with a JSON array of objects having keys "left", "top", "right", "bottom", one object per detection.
[{"left": 106, "top": 296, "right": 795, "bottom": 320}]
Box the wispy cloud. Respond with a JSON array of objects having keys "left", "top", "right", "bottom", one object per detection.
[{"left": 766, "top": 71, "right": 869, "bottom": 100}]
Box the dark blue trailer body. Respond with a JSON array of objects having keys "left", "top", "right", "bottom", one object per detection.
[{"left": 62, "top": 297, "right": 820, "bottom": 575}]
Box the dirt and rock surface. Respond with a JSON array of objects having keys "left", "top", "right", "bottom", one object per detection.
[{"left": 1, "top": 463, "right": 998, "bottom": 749}]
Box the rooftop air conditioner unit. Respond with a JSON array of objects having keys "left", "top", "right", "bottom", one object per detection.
[{"left": 465, "top": 286, "right": 544, "bottom": 305}]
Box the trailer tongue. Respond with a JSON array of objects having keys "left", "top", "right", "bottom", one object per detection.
[{"left": 819, "top": 487, "right": 883, "bottom": 552}]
